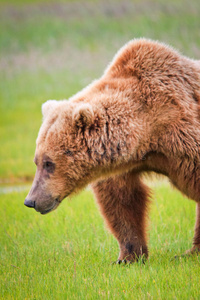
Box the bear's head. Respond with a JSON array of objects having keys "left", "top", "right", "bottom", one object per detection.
[{"left": 24, "top": 99, "right": 100, "bottom": 214}]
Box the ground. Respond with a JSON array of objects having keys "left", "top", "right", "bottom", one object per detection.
[{"left": 0, "top": 183, "right": 200, "bottom": 299}]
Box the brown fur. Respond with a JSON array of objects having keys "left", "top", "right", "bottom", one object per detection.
[{"left": 25, "top": 39, "right": 200, "bottom": 262}]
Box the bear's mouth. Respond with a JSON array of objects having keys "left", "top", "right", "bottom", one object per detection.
[{"left": 40, "top": 197, "right": 60, "bottom": 215}]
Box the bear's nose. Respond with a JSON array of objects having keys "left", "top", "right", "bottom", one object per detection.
[{"left": 24, "top": 198, "right": 35, "bottom": 208}]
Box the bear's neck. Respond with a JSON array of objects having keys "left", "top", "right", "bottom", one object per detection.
[
  {"left": 80, "top": 101, "right": 147, "bottom": 176},
  {"left": 71, "top": 79, "right": 150, "bottom": 176}
]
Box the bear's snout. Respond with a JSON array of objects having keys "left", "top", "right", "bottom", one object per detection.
[
  {"left": 24, "top": 186, "right": 61, "bottom": 214},
  {"left": 24, "top": 198, "right": 35, "bottom": 208}
]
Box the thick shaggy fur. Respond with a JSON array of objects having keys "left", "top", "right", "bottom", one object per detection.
[{"left": 25, "top": 39, "right": 200, "bottom": 262}]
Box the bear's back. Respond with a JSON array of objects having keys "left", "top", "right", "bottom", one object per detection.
[
  {"left": 105, "top": 39, "right": 195, "bottom": 79},
  {"left": 104, "top": 39, "right": 200, "bottom": 107}
]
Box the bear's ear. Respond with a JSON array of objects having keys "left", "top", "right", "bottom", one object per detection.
[
  {"left": 42, "top": 100, "right": 58, "bottom": 119},
  {"left": 73, "top": 103, "right": 95, "bottom": 127}
]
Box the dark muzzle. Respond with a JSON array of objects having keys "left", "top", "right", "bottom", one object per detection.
[{"left": 24, "top": 198, "right": 35, "bottom": 208}]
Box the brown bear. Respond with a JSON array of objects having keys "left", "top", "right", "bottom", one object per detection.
[{"left": 24, "top": 39, "right": 200, "bottom": 263}]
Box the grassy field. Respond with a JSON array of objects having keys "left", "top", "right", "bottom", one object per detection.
[
  {"left": 0, "top": 184, "right": 199, "bottom": 299},
  {"left": 1, "top": 0, "right": 200, "bottom": 299}
]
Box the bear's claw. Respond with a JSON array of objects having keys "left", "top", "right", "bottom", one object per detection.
[
  {"left": 173, "top": 246, "right": 200, "bottom": 260},
  {"left": 112, "top": 259, "right": 131, "bottom": 265}
]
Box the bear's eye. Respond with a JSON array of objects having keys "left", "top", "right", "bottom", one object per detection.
[{"left": 43, "top": 161, "right": 55, "bottom": 173}]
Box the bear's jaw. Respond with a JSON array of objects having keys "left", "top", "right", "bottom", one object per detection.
[{"left": 37, "top": 197, "right": 60, "bottom": 215}]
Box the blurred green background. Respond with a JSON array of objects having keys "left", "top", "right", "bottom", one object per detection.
[{"left": 1, "top": 0, "right": 200, "bottom": 182}]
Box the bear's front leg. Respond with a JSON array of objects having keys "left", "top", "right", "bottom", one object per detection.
[{"left": 92, "top": 172, "right": 150, "bottom": 263}]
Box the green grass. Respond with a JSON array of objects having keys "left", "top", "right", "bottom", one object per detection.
[
  {"left": 1, "top": 1, "right": 200, "bottom": 298},
  {"left": 0, "top": 184, "right": 200, "bottom": 299}
]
